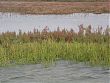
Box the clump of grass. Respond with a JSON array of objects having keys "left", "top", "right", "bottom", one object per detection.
[
  {"left": 0, "top": 40, "right": 109, "bottom": 67},
  {"left": 0, "top": 25, "right": 109, "bottom": 67}
]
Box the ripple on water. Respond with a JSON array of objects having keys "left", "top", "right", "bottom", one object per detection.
[{"left": 0, "top": 60, "right": 109, "bottom": 83}]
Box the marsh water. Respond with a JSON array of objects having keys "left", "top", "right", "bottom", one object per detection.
[
  {"left": 0, "top": 13, "right": 109, "bottom": 33},
  {"left": 0, "top": 61, "right": 109, "bottom": 83},
  {"left": 0, "top": 13, "right": 110, "bottom": 83}
]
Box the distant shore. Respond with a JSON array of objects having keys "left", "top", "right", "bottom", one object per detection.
[{"left": 0, "top": 1, "right": 109, "bottom": 14}]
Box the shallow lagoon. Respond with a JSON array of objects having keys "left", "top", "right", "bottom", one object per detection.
[{"left": 0, "top": 13, "right": 109, "bottom": 33}]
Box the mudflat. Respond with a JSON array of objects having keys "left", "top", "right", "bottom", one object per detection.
[{"left": 0, "top": 1, "right": 109, "bottom": 14}]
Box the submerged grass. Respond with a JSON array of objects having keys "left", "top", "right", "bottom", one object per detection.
[{"left": 0, "top": 25, "right": 110, "bottom": 67}]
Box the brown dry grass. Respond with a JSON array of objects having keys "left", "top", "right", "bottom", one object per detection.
[{"left": 0, "top": 1, "right": 109, "bottom": 14}]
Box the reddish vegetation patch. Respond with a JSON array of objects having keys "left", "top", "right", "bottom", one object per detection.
[{"left": 0, "top": 1, "right": 109, "bottom": 14}]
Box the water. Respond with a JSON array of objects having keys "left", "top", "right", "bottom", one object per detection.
[
  {"left": 0, "top": 13, "right": 109, "bottom": 33},
  {"left": 0, "top": 13, "right": 109, "bottom": 83},
  {"left": 0, "top": 61, "right": 109, "bottom": 83}
]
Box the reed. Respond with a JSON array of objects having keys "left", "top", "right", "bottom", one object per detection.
[{"left": 0, "top": 25, "right": 110, "bottom": 67}]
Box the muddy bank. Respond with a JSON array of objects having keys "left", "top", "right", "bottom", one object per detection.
[{"left": 0, "top": 2, "right": 109, "bottom": 14}]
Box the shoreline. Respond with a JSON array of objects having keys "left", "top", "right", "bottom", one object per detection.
[{"left": 0, "top": 1, "right": 109, "bottom": 14}]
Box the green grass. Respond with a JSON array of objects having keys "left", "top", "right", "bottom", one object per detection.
[
  {"left": 0, "top": 26, "right": 109, "bottom": 67},
  {"left": 0, "top": 40, "right": 109, "bottom": 67}
]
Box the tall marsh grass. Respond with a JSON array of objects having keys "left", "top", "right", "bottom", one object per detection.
[{"left": 0, "top": 25, "right": 110, "bottom": 67}]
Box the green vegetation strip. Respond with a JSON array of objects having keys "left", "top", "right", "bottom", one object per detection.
[
  {"left": 0, "top": 40, "right": 109, "bottom": 67},
  {"left": 0, "top": 26, "right": 110, "bottom": 67}
]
